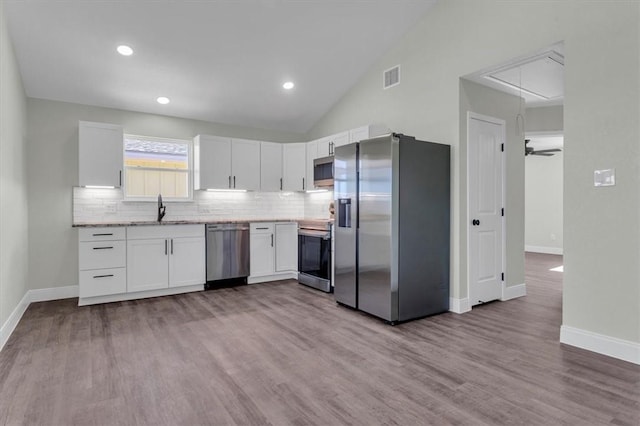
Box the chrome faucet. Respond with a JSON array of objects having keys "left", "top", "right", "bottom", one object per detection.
[{"left": 157, "top": 194, "right": 166, "bottom": 222}]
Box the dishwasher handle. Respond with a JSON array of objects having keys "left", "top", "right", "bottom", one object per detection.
[{"left": 207, "top": 224, "right": 250, "bottom": 232}]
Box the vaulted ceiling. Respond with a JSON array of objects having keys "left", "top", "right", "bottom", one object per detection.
[{"left": 4, "top": 0, "right": 438, "bottom": 134}]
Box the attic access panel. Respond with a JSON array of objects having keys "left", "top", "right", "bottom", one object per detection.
[
  {"left": 488, "top": 55, "right": 564, "bottom": 100},
  {"left": 465, "top": 47, "right": 566, "bottom": 105}
]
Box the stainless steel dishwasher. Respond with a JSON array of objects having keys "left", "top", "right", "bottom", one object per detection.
[{"left": 206, "top": 223, "right": 250, "bottom": 281}]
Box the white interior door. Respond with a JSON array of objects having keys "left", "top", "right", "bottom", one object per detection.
[{"left": 468, "top": 113, "right": 504, "bottom": 306}]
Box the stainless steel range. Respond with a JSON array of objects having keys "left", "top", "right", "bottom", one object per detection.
[{"left": 297, "top": 220, "right": 332, "bottom": 292}]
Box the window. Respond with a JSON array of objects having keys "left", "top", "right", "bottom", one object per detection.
[{"left": 123, "top": 135, "right": 192, "bottom": 200}]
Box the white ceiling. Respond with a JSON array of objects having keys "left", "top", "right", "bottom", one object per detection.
[{"left": 4, "top": 0, "right": 437, "bottom": 134}]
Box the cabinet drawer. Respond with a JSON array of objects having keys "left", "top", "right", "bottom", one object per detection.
[
  {"left": 79, "top": 227, "right": 126, "bottom": 242},
  {"left": 79, "top": 268, "right": 126, "bottom": 298},
  {"left": 79, "top": 240, "right": 126, "bottom": 270},
  {"left": 250, "top": 223, "right": 274, "bottom": 233},
  {"left": 127, "top": 224, "right": 204, "bottom": 240}
]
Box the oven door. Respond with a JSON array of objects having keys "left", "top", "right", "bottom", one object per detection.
[{"left": 298, "top": 230, "right": 332, "bottom": 292}]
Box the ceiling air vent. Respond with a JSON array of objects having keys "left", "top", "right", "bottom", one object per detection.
[{"left": 383, "top": 65, "right": 400, "bottom": 89}]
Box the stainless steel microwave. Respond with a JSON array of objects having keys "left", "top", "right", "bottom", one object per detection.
[{"left": 313, "top": 156, "right": 334, "bottom": 188}]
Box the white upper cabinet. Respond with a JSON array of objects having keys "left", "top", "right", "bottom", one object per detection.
[
  {"left": 349, "top": 124, "right": 389, "bottom": 143},
  {"left": 78, "top": 121, "right": 123, "bottom": 187},
  {"left": 316, "top": 136, "right": 332, "bottom": 158},
  {"left": 194, "top": 125, "right": 386, "bottom": 192},
  {"left": 194, "top": 135, "right": 260, "bottom": 190},
  {"left": 282, "top": 143, "right": 307, "bottom": 191},
  {"left": 231, "top": 138, "right": 261, "bottom": 190},
  {"left": 260, "top": 142, "right": 283, "bottom": 191},
  {"left": 330, "top": 131, "right": 350, "bottom": 149},
  {"left": 316, "top": 131, "right": 349, "bottom": 157},
  {"left": 306, "top": 140, "right": 317, "bottom": 190},
  {"left": 194, "top": 135, "right": 232, "bottom": 190}
]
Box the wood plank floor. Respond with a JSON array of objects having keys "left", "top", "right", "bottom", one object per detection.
[{"left": 1, "top": 253, "right": 638, "bottom": 425}]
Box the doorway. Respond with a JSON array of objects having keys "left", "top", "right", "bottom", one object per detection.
[
  {"left": 467, "top": 113, "right": 505, "bottom": 306},
  {"left": 462, "top": 42, "right": 565, "bottom": 311}
]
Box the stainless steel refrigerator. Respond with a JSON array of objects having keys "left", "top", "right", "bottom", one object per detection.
[{"left": 334, "top": 134, "right": 450, "bottom": 323}]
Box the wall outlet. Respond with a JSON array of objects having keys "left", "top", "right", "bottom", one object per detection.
[{"left": 104, "top": 202, "right": 117, "bottom": 214}]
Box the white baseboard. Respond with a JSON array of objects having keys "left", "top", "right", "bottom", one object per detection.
[
  {"left": 502, "top": 283, "right": 526, "bottom": 301},
  {"left": 78, "top": 284, "right": 202, "bottom": 306},
  {"left": 560, "top": 325, "right": 640, "bottom": 365},
  {"left": 449, "top": 297, "right": 471, "bottom": 314},
  {"left": 0, "top": 285, "right": 79, "bottom": 352},
  {"left": 0, "top": 291, "right": 31, "bottom": 352},
  {"left": 525, "top": 245, "right": 563, "bottom": 255},
  {"left": 29, "top": 285, "right": 78, "bottom": 303}
]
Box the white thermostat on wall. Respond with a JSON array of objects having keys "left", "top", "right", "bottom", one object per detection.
[{"left": 594, "top": 168, "right": 615, "bottom": 187}]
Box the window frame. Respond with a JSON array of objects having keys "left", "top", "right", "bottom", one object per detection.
[{"left": 122, "top": 134, "right": 194, "bottom": 203}]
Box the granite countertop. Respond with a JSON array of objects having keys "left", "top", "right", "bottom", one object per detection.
[{"left": 72, "top": 218, "right": 331, "bottom": 228}]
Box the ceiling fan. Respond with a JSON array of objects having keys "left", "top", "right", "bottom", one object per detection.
[{"left": 525, "top": 139, "right": 561, "bottom": 156}]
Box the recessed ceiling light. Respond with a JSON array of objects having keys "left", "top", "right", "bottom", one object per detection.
[
  {"left": 156, "top": 96, "right": 170, "bottom": 105},
  {"left": 283, "top": 81, "right": 295, "bottom": 90},
  {"left": 117, "top": 45, "right": 133, "bottom": 56}
]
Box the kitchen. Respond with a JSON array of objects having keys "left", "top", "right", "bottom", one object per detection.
[
  {"left": 74, "top": 122, "right": 387, "bottom": 306},
  {"left": 1, "top": 1, "right": 639, "bottom": 425},
  {"left": 75, "top": 120, "right": 451, "bottom": 325}
]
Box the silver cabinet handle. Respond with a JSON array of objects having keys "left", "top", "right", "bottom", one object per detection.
[
  {"left": 119, "top": 170, "right": 122, "bottom": 187},
  {"left": 93, "top": 246, "right": 113, "bottom": 250},
  {"left": 171, "top": 238, "right": 174, "bottom": 255},
  {"left": 228, "top": 176, "right": 231, "bottom": 188},
  {"left": 256, "top": 227, "right": 269, "bottom": 230},
  {"left": 302, "top": 178, "right": 305, "bottom": 190},
  {"left": 92, "top": 233, "right": 113, "bottom": 237},
  {"left": 165, "top": 239, "right": 168, "bottom": 255},
  {"left": 280, "top": 178, "right": 283, "bottom": 190},
  {"left": 233, "top": 176, "right": 236, "bottom": 188},
  {"left": 93, "top": 274, "right": 114, "bottom": 279},
  {"left": 271, "top": 234, "right": 274, "bottom": 247}
]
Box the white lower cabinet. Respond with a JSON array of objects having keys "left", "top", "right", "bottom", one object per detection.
[
  {"left": 250, "top": 224, "right": 275, "bottom": 277},
  {"left": 127, "top": 238, "right": 169, "bottom": 292},
  {"left": 249, "top": 222, "right": 298, "bottom": 283},
  {"left": 79, "top": 268, "right": 127, "bottom": 299},
  {"left": 275, "top": 223, "right": 298, "bottom": 272},
  {"left": 169, "top": 236, "right": 207, "bottom": 288},
  {"left": 127, "top": 225, "right": 205, "bottom": 292},
  {"left": 78, "top": 227, "right": 127, "bottom": 299},
  {"left": 78, "top": 224, "right": 205, "bottom": 306}
]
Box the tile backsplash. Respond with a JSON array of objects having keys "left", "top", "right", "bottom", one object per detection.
[
  {"left": 73, "top": 187, "right": 331, "bottom": 224},
  {"left": 304, "top": 191, "right": 333, "bottom": 219}
]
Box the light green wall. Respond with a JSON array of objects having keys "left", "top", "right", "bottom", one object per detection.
[
  {"left": 309, "top": 0, "right": 640, "bottom": 343},
  {"left": 0, "top": 2, "right": 29, "bottom": 328},
  {"left": 525, "top": 152, "right": 563, "bottom": 252},
  {"left": 526, "top": 105, "right": 563, "bottom": 134},
  {"left": 524, "top": 106, "right": 564, "bottom": 253},
  {"left": 26, "top": 98, "right": 304, "bottom": 292}
]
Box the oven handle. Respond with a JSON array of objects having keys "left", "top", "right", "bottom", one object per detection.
[{"left": 298, "top": 229, "right": 331, "bottom": 239}]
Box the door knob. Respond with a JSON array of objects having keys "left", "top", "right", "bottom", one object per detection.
[{"left": 472, "top": 219, "right": 480, "bottom": 226}]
